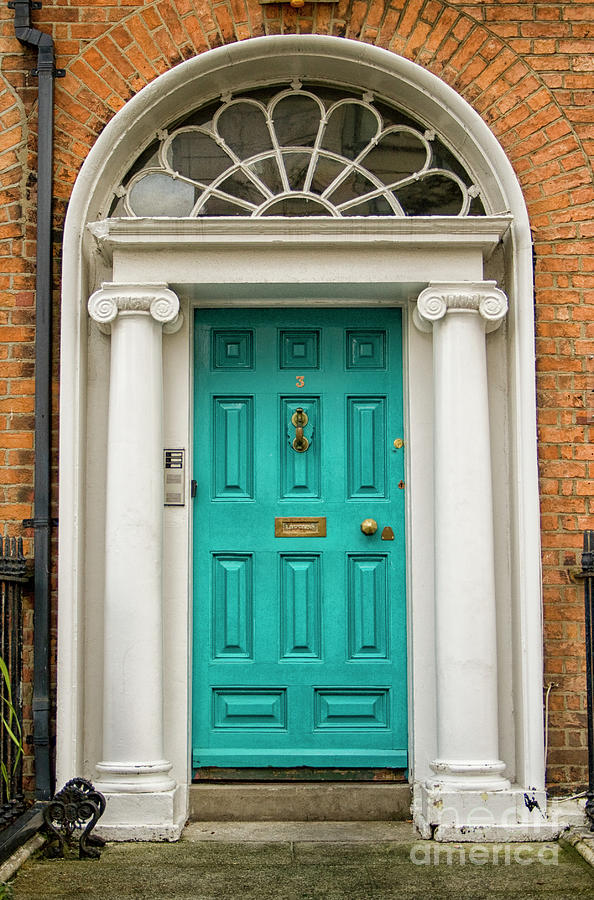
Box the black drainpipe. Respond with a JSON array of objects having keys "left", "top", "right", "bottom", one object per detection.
[{"left": 10, "top": 0, "right": 63, "bottom": 801}]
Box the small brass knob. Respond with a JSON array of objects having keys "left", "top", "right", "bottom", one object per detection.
[{"left": 360, "top": 518, "right": 378, "bottom": 535}]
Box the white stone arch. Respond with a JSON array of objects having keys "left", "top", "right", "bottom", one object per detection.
[{"left": 57, "top": 36, "right": 547, "bottom": 841}]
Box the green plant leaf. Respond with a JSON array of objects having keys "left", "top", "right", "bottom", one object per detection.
[
  {"left": 0, "top": 761, "right": 9, "bottom": 796},
  {"left": 0, "top": 655, "right": 24, "bottom": 800},
  {"left": 2, "top": 691, "right": 22, "bottom": 731},
  {"left": 1, "top": 714, "right": 21, "bottom": 751},
  {"left": 0, "top": 656, "right": 10, "bottom": 686}
]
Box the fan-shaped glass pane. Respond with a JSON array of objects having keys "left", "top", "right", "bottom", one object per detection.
[
  {"left": 321, "top": 103, "right": 378, "bottom": 160},
  {"left": 326, "top": 171, "right": 378, "bottom": 206},
  {"left": 128, "top": 173, "right": 196, "bottom": 217},
  {"left": 217, "top": 103, "right": 273, "bottom": 158},
  {"left": 109, "top": 196, "right": 126, "bottom": 217},
  {"left": 469, "top": 194, "right": 486, "bottom": 215},
  {"left": 168, "top": 98, "right": 220, "bottom": 130},
  {"left": 345, "top": 197, "right": 395, "bottom": 216},
  {"left": 198, "top": 197, "right": 248, "bottom": 216},
  {"left": 361, "top": 130, "right": 429, "bottom": 185},
  {"left": 169, "top": 131, "right": 233, "bottom": 183},
  {"left": 248, "top": 157, "right": 284, "bottom": 195},
  {"left": 262, "top": 197, "right": 331, "bottom": 216},
  {"left": 429, "top": 140, "right": 472, "bottom": 187},
  {"left": 397, "top": 173, "right": 465, "bottom": 215},
  {"left": 218, "top": 171, "right": 266, "bottom": 206},
  {"left": 122, "top": 139, "right": 161, "bottom": 186},
  {"left": 273, "top": 95, "right": 321, "bottom": 147},
  {"left": 283, "top": 152, "right": 312, "bottom": 191},
  {"left": 309, "top": 156, "right": 347, "bottom": 195}
]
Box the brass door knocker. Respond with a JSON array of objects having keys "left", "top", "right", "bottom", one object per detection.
[{"left": 291, "top": 407, "right": 310, "bottom": 452}]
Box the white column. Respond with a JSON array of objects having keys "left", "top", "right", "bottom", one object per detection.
[
  {"left": 414, "top": 281, "right": 510, "bottom": 792},
  {"left": 88, "top": 283, "right": 181, "bottom": 802}
]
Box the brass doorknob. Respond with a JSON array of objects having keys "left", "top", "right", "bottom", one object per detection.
[{"left": 360, "top": 518, "right": 378, "bottom": 535}]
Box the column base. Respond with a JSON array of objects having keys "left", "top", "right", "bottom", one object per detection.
[
  {"left": 414, "top": 783, "right": 562, "bottom": 842},
  {"left": 96, "top": 759, "right": 175, "bottom": 793},
  {"left": 94, "top": 783, "right": 187, "bottom": 842},
  {"left": 429, "top": 758, "right": 511, "bottom": 792}
]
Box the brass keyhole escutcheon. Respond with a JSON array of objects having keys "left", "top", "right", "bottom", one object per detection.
[
  {"left": 291, "top": 407, "right": 310, "bottom": 452},
  {"left": 360, "top": 518, "right": 378, "bottom": 535}
]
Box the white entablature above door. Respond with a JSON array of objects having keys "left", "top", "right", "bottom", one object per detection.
[{"left": 88, "top": 215, "right": 511, "bottom": 292}]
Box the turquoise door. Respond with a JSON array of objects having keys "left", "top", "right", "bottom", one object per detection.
[{"left": 192, "top": 308, "right": 407, "bottom": 769}]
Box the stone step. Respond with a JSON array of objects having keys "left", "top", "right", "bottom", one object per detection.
[
  {"left": 189, "top": 783, "right": 412, "bottom": 822},
  {"left": 183, "top": 821, "right": 417, "bottom": 842}
]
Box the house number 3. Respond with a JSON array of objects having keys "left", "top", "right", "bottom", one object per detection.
[{"left": 296, "top": 375, "right": 305, "bottom": 388}]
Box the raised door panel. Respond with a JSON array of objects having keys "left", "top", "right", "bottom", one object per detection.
[
  {"left": 347, "top": 397, "right": 386, "bottom": 498},
  {"left": 212, "top": 397, "right": 254, "bottom": 499},
  {"left": 212, "top": 554, "right": 253, "bottom": 660},
  {"left": 280, "top": 398, "right": 320, "bottom": 499},
  {"left": 280, "top": 554, "right": 322, "bottom": 660},
  {"left": 347, "top": 554, "right": 389, "bottom": 660}
]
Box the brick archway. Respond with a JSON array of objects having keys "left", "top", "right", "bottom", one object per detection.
[{"left": 51, "top": 1, "right": 591, "bottom": 211}]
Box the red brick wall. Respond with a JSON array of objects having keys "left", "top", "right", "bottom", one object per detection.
[{"left": 1, "top": 0, "right": 592, "bottom": 795}]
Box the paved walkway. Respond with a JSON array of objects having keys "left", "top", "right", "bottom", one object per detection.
[{"left": 8, "top": 822, "right": 594, "bottom": 900}]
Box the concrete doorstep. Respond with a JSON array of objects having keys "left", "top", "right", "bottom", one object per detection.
[
  {"left": 183, "top": 821, "right": 417, "bottom": 842},
  {"left": 188, "top": 783, "right": 412, "bottom": 822}
]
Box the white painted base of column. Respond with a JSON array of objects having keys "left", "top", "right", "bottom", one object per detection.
[
  {"left": 94, "top": 783, "right": 187, "bottom": 842},
  {"left": 429, "top": 759, "right": 511, "bottom": 792},
  {"left": 95, "top": 759, "right": 175, "bottom": 793},
  {"left": 413, "top": 784, "right": 562, "bottom": 842}
]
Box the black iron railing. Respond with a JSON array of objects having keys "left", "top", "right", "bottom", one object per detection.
[{"left": 0, "top": 536, "right": 26, "bottom": 829}]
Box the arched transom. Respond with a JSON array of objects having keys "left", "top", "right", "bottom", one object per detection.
[{"left": 111, "top": 81, "right": 486, "bottom": 219}]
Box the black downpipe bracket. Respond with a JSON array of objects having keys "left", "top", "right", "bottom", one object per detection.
[{"left": 11, "top": 0, "right": 63, "bottom": 801}]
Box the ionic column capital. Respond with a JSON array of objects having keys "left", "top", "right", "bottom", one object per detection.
[
  {"left": 88, "top": 282, "right": 182, "bottom": 334},
  {"left": 414, "top": 281, "right": 508, "bottom": 334}
]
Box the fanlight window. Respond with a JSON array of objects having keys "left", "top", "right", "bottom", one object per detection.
[{"left": 111, "top": 82, "right": 486, "bottom": 218}]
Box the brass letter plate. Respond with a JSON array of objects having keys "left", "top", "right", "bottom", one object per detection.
[{"left": 275, "top": 517, "right": 327, "bottom": 537}]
